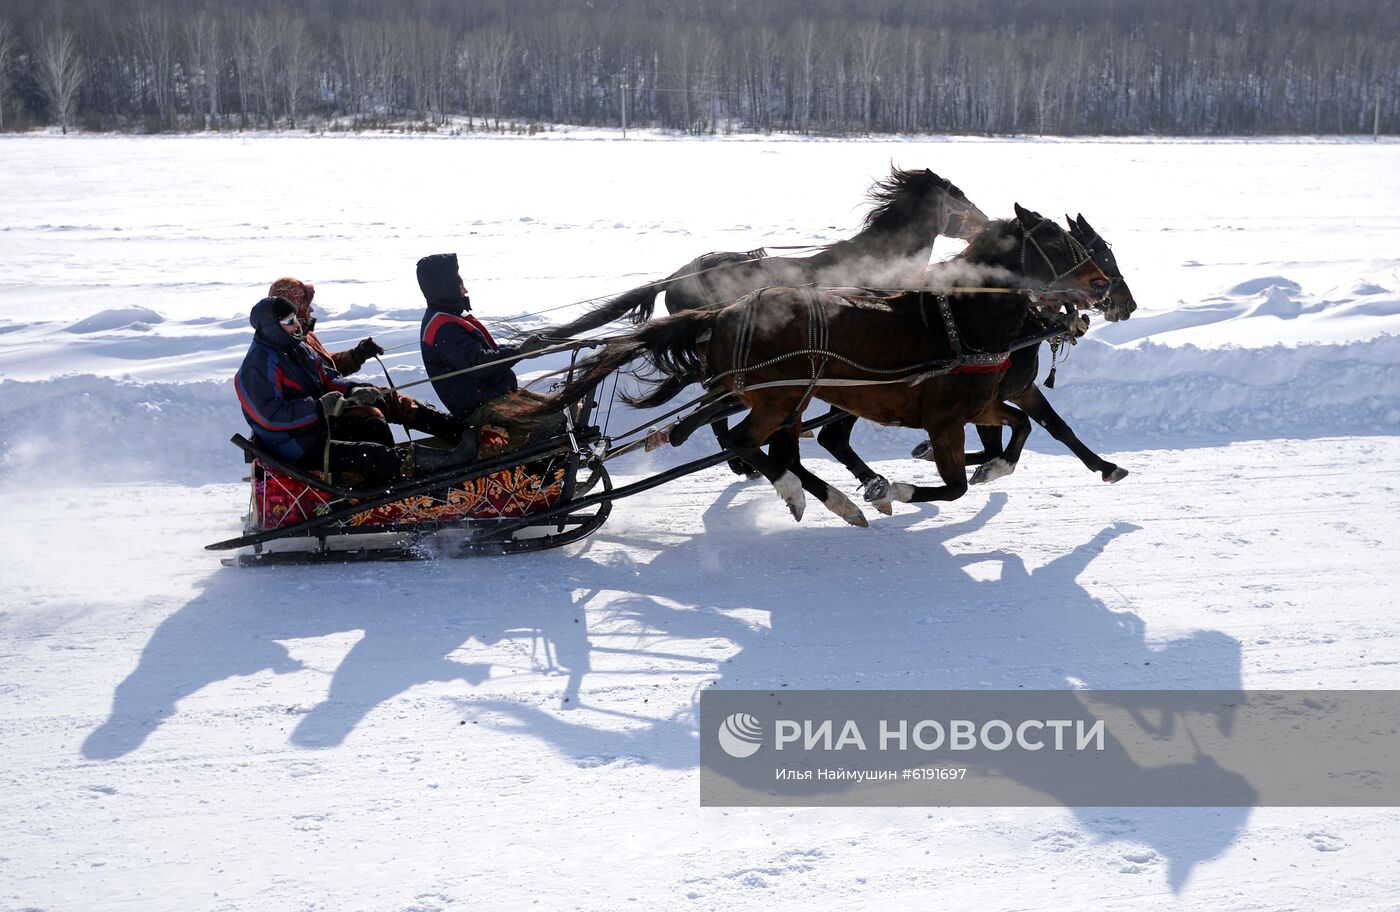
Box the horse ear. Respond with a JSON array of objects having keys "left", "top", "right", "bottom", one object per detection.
[
  {"left": 1014, "top": 203, "right": 1038, "bottom": 227},
  {"left": 1065, "top": 214, "right": 1076, "bottom": 230}
]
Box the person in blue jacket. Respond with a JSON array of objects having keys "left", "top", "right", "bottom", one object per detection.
[
  {"left": 417, "top": 253, "right": 557, "bottom": 450},
  {"left": 236, "top": 296, "right": 471, "bottom": 487}
]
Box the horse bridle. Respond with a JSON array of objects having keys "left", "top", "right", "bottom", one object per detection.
[
  {"left": 1020, "top": 216, "right": 1111, "bottom": 309},
  {"left": 938, "top": 183, "right": 987, "bottom": 241}
]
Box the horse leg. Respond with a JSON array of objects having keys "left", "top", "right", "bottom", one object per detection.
[
  {"left": 813, "top": 407, "right": 892, "bottom": 515},
  {"left": 1011, "top": 385, "right": 1128, "bottom": 483},
  {"left": 719, "top": 409, "right": 813, "bottom": 521},
  {"left": 968, "top": 401, "right": 1031, "bottom": 486},
  {"left": 770, "top": 423, "right": 868, "bottom": 528},
  {"left": 668, "top": 396, "right": 744, "bottom": 447},
  {"left": 914, "top": 417, "right": 1007, "bottom": 467},
  {"left": 870, "top": 423, "right": 969, "bottom": 509},
  {"left": 965, "top": 424, "right": 1006, "bottom": 466},
  {"left": 713, "top": 416, "right": 760, "bottom": 478}
]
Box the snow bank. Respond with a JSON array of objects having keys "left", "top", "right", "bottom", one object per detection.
[
  {"left": 1047, "top": 334, "right": 1400, "bottom": 440},
  {"left": 3, "top": 335, "right": 1397, "bottom": 485},
  {"left": 63, "top": 307, "right": 166, "bottom": 334},
  {"left": 0, "top": 376, "right": 236, "bottom": 485}
]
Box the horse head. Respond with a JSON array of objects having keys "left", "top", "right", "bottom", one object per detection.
[
  {"left": 861, "top": 167, "right": 989, "bottom": 255},
  {"left": 1011, "top": 203, "right": 1114, "bottom": 311},
  {"left": 1066, "top": 214, "right": 1137, "bottom": 322}
]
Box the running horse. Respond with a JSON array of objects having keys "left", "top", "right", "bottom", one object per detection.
[
  {"left": 538, "top": 167, "right": 987, "bottom": 337},
  {"left": 815, "top": 212, "right": 1139, "bottom": 508},
  {"left": 535, "top": 166, "right": 986, "bottom": 475},
  {"left": 950, "top": 213, "right": 1137, "bottom": 483},
  {"left": 500, "top": 205, "right": 1117, "bottom": 528}
]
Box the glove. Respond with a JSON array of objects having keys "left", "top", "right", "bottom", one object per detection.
[
  {"left": 516, "top": 333, "right": 550, "bottom": 355},
  {"left": 320, "top": 391, "right": 346, "bottom": 418},
  {"left": 348, "top": 386, "right": 383, "bottom": 406},
  {"left": 354, "top": 337, "right": 385, "bottom": 359}
]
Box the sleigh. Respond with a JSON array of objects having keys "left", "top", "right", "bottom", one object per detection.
[{"left": 207, "top": 402, "right": 614, "bottom": 565}]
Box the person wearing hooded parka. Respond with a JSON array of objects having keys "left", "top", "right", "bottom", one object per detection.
[
  {"left": 268, "top": 275, "right": 463, "bottom": 443},
  {"left": 235, "top": 296, "right": 405, "bottom": 487},
  {"left": 416, "top": 253, "right": 560, "bottom": 453}
]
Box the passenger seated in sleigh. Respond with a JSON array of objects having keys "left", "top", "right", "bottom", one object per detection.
[
  {"left": 235, "top": 295, "right": 484, "bottom": 490},
  {"left": 415, "top": 252, "right": 562, "bottom": 460}
]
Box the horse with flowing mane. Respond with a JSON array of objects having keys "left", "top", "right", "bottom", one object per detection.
[
  {"left": 499, "top": 205, "right": 1120, "bottom": 528},
  {"left": 536, "top": 167, "right": 986, "bottom": 339}
]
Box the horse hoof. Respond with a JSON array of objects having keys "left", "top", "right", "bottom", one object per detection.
[
  {"left": 774, "top": 472, "right": 805, "bottom": 522},
  {"left": 970, "top": 458, "right": 1014, "bottom": 486},
  {"left": 862, "top": 476, "right": 890, "bottom": 504},
  {"left": 871, "top": 482, "right": 915, "bottom": 512},
  {"left": 910, "top": 440, "right": 934, "bottom": 461},
  {"left": 1103, "top": 466, "right": 1129, "bottom": 483},
  {"left": 824, "top": 489, "right": 868, "bottom": 527}
]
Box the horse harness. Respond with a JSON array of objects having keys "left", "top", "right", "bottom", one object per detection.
[{"left": 710, "top": 286, "right": 1040, "bottom": 400}]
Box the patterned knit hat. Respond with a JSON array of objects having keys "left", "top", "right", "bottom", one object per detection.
[{"left": 268, "top": 277, "right": 316, "bottom": 318}]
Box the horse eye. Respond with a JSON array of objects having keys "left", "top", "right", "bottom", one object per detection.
[{"left": 1092, "top": 277, "right": 1111, "bottom": 290}]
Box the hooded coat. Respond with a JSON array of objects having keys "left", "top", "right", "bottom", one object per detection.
[
  {"left": 417, "top": 253, "right": 520, "bottom": 416},
  {"left": 234, "top": 296, "right": 367, "bottom": 462}
]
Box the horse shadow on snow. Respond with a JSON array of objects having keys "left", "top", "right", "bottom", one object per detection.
[{"left": 85, "top": 487, "right": 1244, "bottom": 891}]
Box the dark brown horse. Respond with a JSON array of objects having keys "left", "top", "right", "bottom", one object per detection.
[
  {"left": 815, "top": 212, "right": 1139, "bottom": 508},
  {"left": 536, "top": 167, "right": 986, "bottom": 338},
  {"left": 948, "top": 214, "right": 1137, "bottom": 484},
  {"left": 501, "top": 205, "right": 1116, "bottom": 527}
]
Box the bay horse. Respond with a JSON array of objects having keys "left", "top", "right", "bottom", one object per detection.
[
  {"left": 499, "top": 205, "right": 1115, "bottom": 527},
  {"left": 537, "top": 166, "right": 986, "bottom": 336}
]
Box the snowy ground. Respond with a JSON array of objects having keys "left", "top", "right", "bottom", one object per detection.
[{"left": 1, "top": 133, "right": 1398, "bottom": 910}]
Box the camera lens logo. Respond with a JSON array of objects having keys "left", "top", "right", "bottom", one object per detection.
[{"left": 717, "top": 713, "right": 763, "bottom": 759}]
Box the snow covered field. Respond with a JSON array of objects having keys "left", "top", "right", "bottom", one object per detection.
[{"left": 2, "top": 132, "right": 1398, "bottom": 910}]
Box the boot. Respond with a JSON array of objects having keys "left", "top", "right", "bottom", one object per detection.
[
  {"left": 403, "top": 400, "right": 464, "bottom": 442},
  {"left": 411, "top": 429, "right": 479, "bottom": 476}
]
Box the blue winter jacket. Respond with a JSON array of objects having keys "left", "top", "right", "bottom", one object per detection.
[
  {"left": 416, "top": 253, "right": 520, "bottom": 416},
  {"left": 234, "top": 298, "right": 364, "bottom": 462}
]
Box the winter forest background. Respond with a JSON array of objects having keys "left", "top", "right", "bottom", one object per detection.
[{"left": 0, "top": 0, "right": 1396, "bottom": 137}]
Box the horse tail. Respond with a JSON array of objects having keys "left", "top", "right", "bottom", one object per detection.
[
  {"left": 496, "top": 309, "right": 719, "bottom": 422},
  {"left": 625, "top": 374, "right": 690, "bottom": 410},
  {"left": 535, "top": 279, "right": 669, "bottom": 340}
]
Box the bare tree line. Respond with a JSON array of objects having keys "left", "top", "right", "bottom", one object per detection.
[{"left": 0, "top": 0, "right": 1394, "bottom": 136}]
